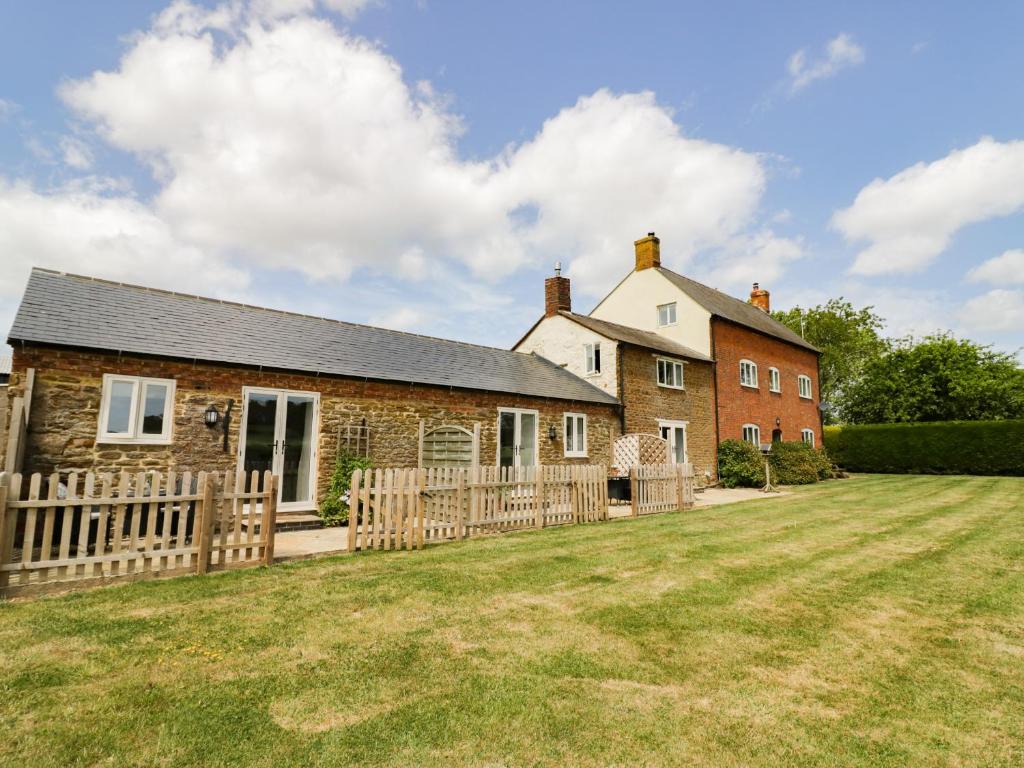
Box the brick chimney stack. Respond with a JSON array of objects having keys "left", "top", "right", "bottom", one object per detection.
[
  {"left": 544, "top": 262, "right": 571, "bottom": 317},
  {"left": 634, "top": 232, "right": 661, "bottom": 271},
  {"left": 749, "top": 282, "right": 770, "bottom": 313}
]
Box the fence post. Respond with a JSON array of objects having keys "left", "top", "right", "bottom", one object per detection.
[
  {"left": 262, "top": 474, "right": 279, "bottom": 566},
  {"left": 455, "top": 470, "right": 465, "bottom": 541},
  {"left": 629, "top": 466, "right": 639, "bottom": 518},
  {"left": 534, "top": 467, "right": 545, "bottom": 529},
  {"left": 0, "top": 473, "right": 9, "bottom": 594},
  {"left": 675, "top": 464, "right": 686, "bottom": 511},
  {"left": 348, "top": 469, "right": 362, "bottom": 552},
  {"left": 416, "top": 469, "right": 426, "bottom": 550},
  {"left": 195, "top": 472, "right": 217, "bottom": 575}
]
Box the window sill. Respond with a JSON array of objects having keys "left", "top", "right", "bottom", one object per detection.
[
  {"left": 564, "top": 453, "right": 588, "bottom": 459},
  {"left": 96, "top": 436, "right": 174, "bottom": 446},
  {"left": 740, "top": 383, "right": 759, "bottom": 390},
  {"left": 585, "top": 372, "right": 601, "bottom": 378},
  {"left": 799, "top": 395, "right": 813, "bottom": 400},
  {"left": 657, "top": 383, "right": 685, "bottom": 390},
  {"left": 769, "top": 388, "right": 781, "bottom": 394}
]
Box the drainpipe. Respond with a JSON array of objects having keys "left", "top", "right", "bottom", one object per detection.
[{"left": 616, "top": 342, "right": 627, "bottom": 435}]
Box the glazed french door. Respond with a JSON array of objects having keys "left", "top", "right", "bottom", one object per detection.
[
  {"left": 497, "top": 408, "right": 539, "bottom": 468},
  {"left": 239, "top": 387, "right": 319, "bottom": 510},
  {"left": 658, "top": 420, "right": 688, "bottom": 464}
]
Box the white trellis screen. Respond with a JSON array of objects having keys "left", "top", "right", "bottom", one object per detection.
[{"left": 613, "top": 433, "right": 670, "bottom": 474}]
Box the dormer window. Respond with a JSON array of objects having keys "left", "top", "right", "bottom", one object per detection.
[
  {"left": 657, "top": 302, "right": 677, "bottom": 327},
  {"left": 585, "top": 343, "right": 601, "bottom": 375}
]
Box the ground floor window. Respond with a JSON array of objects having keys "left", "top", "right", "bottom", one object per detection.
[
  {"left": 742, "top": 423, "right": 760, "bottom": 446},
  {"left": 563, "top": 412, "right": 588, "bottom": 457},
  {"left": 98, "top": 374, "right": 176, "bottom": 443},
  {"left": 801, "top": 428, "right": 815, "bottom": 447}
]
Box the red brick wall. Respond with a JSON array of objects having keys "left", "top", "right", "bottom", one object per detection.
[
  {"left": 712, "top": 318, "right": 822, "bottom": 448},
  {"left": 7, "top": 345, "right": 622, "bottom": 508}
]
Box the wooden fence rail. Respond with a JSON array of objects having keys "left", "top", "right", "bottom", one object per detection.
[
  {"left": 0, "top": 470, "right": 278, "bottom": 598},
  {"left": 347, "top": 463, "right": 693, "bottom": 553}
]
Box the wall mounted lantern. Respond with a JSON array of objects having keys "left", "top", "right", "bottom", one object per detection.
[
  {"left": 548, "top": 424, "right": 557, "bottom": 441},
  {"left": 775, "top": 416, "right": 781, "bottom": 427},
  {"left": 204, "top": 404, "right": 220, "bottom": 428}
]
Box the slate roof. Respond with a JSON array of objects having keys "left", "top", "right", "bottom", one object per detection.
[
  {"left": 655, "top": 268, "right": 819, "bottom": 352},
  {"left": 555, "top": 312, "right": 714, "bottom": 362},
  {"left": 7, "top": 269, "right": 618, "bottom": 405}
]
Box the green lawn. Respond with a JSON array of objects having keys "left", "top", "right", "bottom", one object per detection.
[{"left": 1, "top": 475, "right": 1023, "bottom": 767}]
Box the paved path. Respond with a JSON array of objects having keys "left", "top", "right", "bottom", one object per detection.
[{"left": 273, "top": 485, "right": 793, "bottom": 561}]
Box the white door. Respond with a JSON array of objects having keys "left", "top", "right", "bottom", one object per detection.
[
  {"left": 497, "top": 408, "right": 539, "bottom": 468},
  {"left": 658, "top": 420, "right": 688, "bottom": 464},
  {"left": 239, "top": 387, "right": 319, "bottom": 510}
]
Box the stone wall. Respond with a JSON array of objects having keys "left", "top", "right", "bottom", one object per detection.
[
  {"left": 712, "top": 318, "right": 823, "bottom": 447},
  {"left": 9, "top": 345, "right": 622, "bottom": 508},
  {"left": 618, "top": 346, "right": 717, "bottom": 481}
]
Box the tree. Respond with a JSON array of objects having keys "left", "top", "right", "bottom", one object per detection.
[
  {"left": 772, "top": 299, "right": 887, "bottom": 423},
  {"left": 841, "top": 334, "right": 1024, "bottom": 424}
]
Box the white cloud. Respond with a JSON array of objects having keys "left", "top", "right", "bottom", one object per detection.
[
  {"left": 59, "top": 136, "right": 94, "bottom": 170},
  {"left": 787, "top": 33, "right": 865, "bottom": 93},
  {"left": 958, "top": 289, "right": 1024, "bottom": 333},
  {"left": 51, "top": 2, "right": 783, "bottom": 297},
  {"left": 0, "top": 98, "right": 17, "bottom": 122},
  {"left": 698, "top": 230, "right": 803, "bottom": 291},
  {"left": 833, "top": 138, "right": 1024, "bottom": 276},
  {"left": 967, "top": 248, "right": 1024, "bottom": 285},
  {"left": 2, "top": 0, "right": 795, "bottom": 339}
]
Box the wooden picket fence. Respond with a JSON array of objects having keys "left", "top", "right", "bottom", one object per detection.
[
  {"left": 630, "top": 463, "right": 695, "bottom": 516},
  {"left": 0, "top": 469, "right": 278, "bottom": 598},
  {"left": 347, "top": 465, "right": 609, "bottom": 551},
  {"left": 347, "top": 463, "right": 698, "bottom": 552}
]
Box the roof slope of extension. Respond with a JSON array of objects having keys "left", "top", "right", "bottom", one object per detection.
[
  {"left": 655, "top": 268, "right": 819, "bottom": 352},
  {"left": 554, "top": 312, "right": 714, "bottom": 362},
  {"left": 7, "top": 269, "right": 619, "bottom": 405}
]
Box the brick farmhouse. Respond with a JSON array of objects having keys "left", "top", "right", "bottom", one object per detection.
[{"left": 3, "top": 238, "right": 822, "bottom": 517}]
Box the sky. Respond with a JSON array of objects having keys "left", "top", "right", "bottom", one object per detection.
[{"left": 1, "top": 0, "right": 1022, "bottom": 359}]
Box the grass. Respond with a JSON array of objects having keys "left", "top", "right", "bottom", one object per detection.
[{"left": 1, "top": 474, "right": 1023, "bottom": 767}]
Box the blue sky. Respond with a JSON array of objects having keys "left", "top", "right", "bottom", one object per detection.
[{"left": 1, "top": 0, "right": 1022, "bottom": 357}]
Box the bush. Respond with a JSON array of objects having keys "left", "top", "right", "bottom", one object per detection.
[
  {"left": 768, "top": 441, "right": 832, "bottom": 485},
  {"left": 319, "top": 453, "right": 372, "bottom": 526},
  {"left": 719, "top": 439, "right": 834, "bottom": 487},
  {"left": 717, "top": 439, "right": 765, "bottom": 488},
  {"left": 824, "top": 419, "right": 1024, "bottom": 476}
]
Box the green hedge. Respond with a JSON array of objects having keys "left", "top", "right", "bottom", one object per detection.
[
  {"left": 823, "top": 420, "right": 1024, "bottom": 476},
  {"left": 718, "top": 439, "right": 832, "bottom": 488}
]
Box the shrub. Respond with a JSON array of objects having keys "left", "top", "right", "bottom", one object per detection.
[
  {"left": 717, "top": 439, "right": 765, "bottom": 488},
  {"left": 768, "top": 441, "right": 832, "bottom": 485},
  {"left": 824, "top": 419, "right": 1024, "bottom": 476},
  {"left": 319, "top": 453, "right": 372, "bottom": 526}
]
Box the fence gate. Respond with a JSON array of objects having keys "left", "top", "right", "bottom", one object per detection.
[{"left": 630, "top": 463, "right": 695, "bottom": 516}]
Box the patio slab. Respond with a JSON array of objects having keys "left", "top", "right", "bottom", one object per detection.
[{"left": 272, "top": 485, "right": 793, "bottom": 561}]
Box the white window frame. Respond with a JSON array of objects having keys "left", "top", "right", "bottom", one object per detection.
[
  {"left": 742, "top": 423, "right": 761, "bottom": 447},
  {"left": 798, "top": 374, "right": 813, "bottom": 399},
  {"left": 496, "top": 407, "right": 541, "bottom": 468},
  {"left": 563, "top": 412, "right": 588, "bottom": 458},
  {"left": 740, "top": 359, "right": 758, "bottom": 388},
  {"left": 584, "top": 342, "right": 601, "bottom": 375},
  {"left": 801, "top": 429, "right": 815, "bottom": 447},
  {"left": 656, "top": 357, "right": 685, "bottom": 389},
  {"left": 768, "top": 367, "right": 781, "bottom": 393},
  {"left": 656, "top": 302, "right": 677, "bottom": 327},
  {"left": 97, "top": 374, "right": 176, "bottom": 444}
]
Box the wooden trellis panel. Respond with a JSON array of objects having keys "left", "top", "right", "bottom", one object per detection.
[{"left": 613, "top": 433, "right": 670, "bottom": 474}]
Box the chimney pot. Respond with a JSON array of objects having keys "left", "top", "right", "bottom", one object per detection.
[
  {"left": 634, "top": 233, "right": 661, "bottom": 271},
  {"left": 749, "top": 282, "right": 770, "bottom": 313}
]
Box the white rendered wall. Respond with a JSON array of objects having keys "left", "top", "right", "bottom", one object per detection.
[
  {"left": 514, "top": 315, "right": 618, "bottom": 397},
  {"left": 589, "top": 269, "right": 712, "bottom": 357}
]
